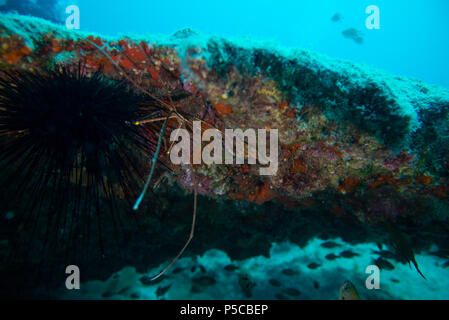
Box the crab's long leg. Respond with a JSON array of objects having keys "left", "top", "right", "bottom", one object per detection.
[{"left": 150, "top": 167, "right": 198, "bottom": 281}]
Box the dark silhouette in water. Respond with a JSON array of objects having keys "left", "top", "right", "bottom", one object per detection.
[
  {"left": 387, "top": 225, "right": 426, "bottom": 279},
  {"left": 0, "top": 0, "right": 62, "bottom": 23},
  {"left": 342, "top": 28, "right": 364, "bottom": 44},
  {"left": 331, "top": 13, "right": 342, "bottom": 22}
]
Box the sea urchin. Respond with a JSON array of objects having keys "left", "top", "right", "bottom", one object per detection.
[{"left": 0, "top": 63, "right": 162, "bottom": 264}]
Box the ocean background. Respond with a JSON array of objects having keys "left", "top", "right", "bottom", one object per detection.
[
  {"left": 1, "top": 0, "right": 449, "bottom": 300},
  {"left": 62, "top": 0, "right": 449, "bottom": 88},
  {"left": 57, "top": 0, "right": 449, "bottom": 299}
]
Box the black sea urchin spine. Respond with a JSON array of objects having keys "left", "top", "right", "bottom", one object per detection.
[{"left": 0, "top": 64, "right": 164, "bottom": 266}]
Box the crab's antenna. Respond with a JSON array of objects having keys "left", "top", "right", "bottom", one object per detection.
[
  {"left": 85, "top": 38, "right": 174, "bottom": 111},
  {"left": 133, "top": 115, "right": 170, "bottom": 211}
]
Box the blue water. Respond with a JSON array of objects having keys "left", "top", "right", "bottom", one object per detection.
[{"left": 66, "top": 0, "right": 449, "bottom": 88}]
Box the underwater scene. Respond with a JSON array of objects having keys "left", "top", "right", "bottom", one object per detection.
[{"left": 0, "top": 0, "right": 449, "bottom": 301}]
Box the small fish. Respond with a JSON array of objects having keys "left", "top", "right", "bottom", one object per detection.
[
  {"left": 342, "top": 28, "right": 364, "bottom": 44},
  {"left": 331, "top": 13, "right": 343, "bottom": 22},
  {"left": 282, "top": 268, "right": 299, "bottom": 276},
  {"left": 321, "top": 241, "right": 341, "bottom": 249},
  {"left": 307, "top": 262, "right": 322, "bottom": 270},
  {"left": 172, "top": 267, "right": 184, "bottom": 274},
  {"left": 156, "top": 284, "right": 171, "bottom": 297},
  {"left": 387, "top": 225, "right": 426, "bottom": 279},
  {"left": 117, "top": 286, "right": 130, "bottom": 295},
  {"left": 192, "top": 276, "right": 216, "bottom": 287},
  {"left": 130, "top": 292, "right": 140, "bottom": 299},
  {"left": 339, "top": 250, "right": 359, "bottom": 258},
  {"left": 325, "top": 253, "right": 338, "bottom": 260},
  {"left": 275, "top": 293, "right": 288, "bottom": 300},
  {"left": 173, "top": 28, "right": 198, "bottom": 39},
  {"left": 338, "top": 280, "right": 361, "bottom": 300},
  {"left": 374, "top": 257, "right": 395, "bottom": 270},
  {"left": 283, "top": 288, "right": 302, "bottom": 297},
  {"left": 391, "top": 278, "right": 400, "bottom": 283},
  {"left": 224, "top": 264, "right": 239, "bottom": 272},
  {"left": 372, "top": 250, "right": 396, "bottom": 260}
]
